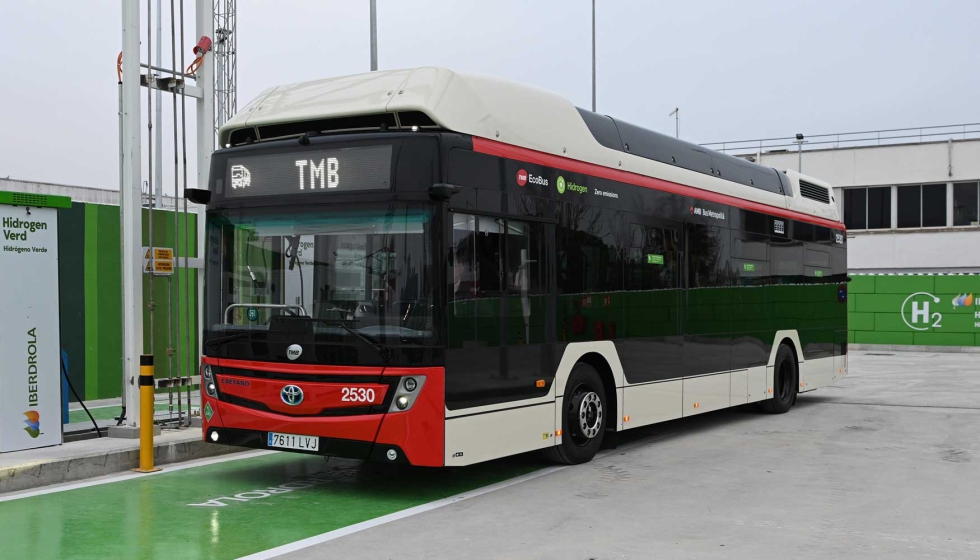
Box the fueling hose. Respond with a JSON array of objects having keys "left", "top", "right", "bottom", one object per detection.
[{"left": 62, "top": 357, "right": 103, "bottom": 438}]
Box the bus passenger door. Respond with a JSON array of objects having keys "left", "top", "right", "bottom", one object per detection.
[{"left": 446, "top": 213, "right": 552, "bottom": 410}]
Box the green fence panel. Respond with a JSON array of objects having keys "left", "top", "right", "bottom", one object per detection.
[{"left": 848, "top": 274, "right": 980, "bottom": 348}]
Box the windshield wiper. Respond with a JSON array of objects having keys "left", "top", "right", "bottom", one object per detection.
[
  {"left": 268, "top": 316, "right": 393, "bottom": 363},
  {"left": 333, "top": 321, "right": 393, "bottom": 363},
  {"left": 204, "top": 331, "right": 254, "bottom": 350}
]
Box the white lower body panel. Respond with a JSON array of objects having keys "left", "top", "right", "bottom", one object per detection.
[
  {"left": 800, "top": 355, "right": 838, "bottom": 392},
  {"left": 445, "top": 402, "right": 555, "bottom": 466},
  {"left": 683, "top": 372, "right": 731, "bottom": 416},
  {"left": 623, "top": 380, "right": 682, "bottom": 428}
]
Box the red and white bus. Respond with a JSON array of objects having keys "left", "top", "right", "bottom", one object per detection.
[{"left": 197, "top": 68, "right": 847, "bottom": 466}]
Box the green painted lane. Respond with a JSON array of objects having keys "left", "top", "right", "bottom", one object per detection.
[
  {"left": 68, "top": 403, "right": 198, "bottom": 424},
  {"left": 0, "top": 451, "right": 541, "bottom": 560}
]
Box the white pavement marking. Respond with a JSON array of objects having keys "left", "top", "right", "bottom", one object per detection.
[
  {"left": 240, "top": 431, "right": 681, "bottom": 559},
  {"left": 238, "top": 465, "right": 570, "bottom": 560},
  {"left": 0, "top": 450, "right": 276, "bottom": 502}
]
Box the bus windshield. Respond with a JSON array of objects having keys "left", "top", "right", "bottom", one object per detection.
[{"left": 204, "top": 203, "right": 437, "bottom": 357}]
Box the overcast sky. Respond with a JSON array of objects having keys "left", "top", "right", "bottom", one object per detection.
[{"left": 1, "top": 0, "right": 978, "bottom": 192}]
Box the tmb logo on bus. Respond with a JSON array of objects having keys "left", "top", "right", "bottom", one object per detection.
[
  {"left": 516, "top": 170, "right": 548, "bottom": 188},
  {"left": 901, "top": 292, "right": 942, "bottom": 331}
]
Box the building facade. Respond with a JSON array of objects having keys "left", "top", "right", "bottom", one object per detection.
[{"left": 707, "top": 128, "right": 980, "bottom": 350}]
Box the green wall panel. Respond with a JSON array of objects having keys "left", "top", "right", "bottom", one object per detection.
[
  {"left": 54, "top": 202, "right": 201, "bottom": 402},
  {"left": 848, "top": 274, "right": 980, "bottom": 348},
  {"left": 849, "top": 312, "right": 875, "bottom": 331},
  {"left": 848, "top": 275, "right": 875, "bottom": 293},
  {"left": 935, "top": 276, "right": 980, "bottom": 295},
  {"left": 57, "top": 204, "right": 87, "bottom": 400},
  {"left": 873, "top": 275, "right": 934, "bottom": 294},
  {"left": 855, "top": 330, "right": 914, "bottom": 345},
  {"left": 854, "top": 293, "right": 907, "bottom": 313},
  {"left": 94, "top": 205, "right": 123, "bottom": 399},
  {"left": 83, "top": 204, "right": 101, "bottom": 398},
  {"left": 912, "top": 332, "right": 975, "bottom": 346}
]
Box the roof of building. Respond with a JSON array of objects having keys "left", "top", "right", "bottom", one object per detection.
[{"left": 0, "top": 177, "right": 196, "bottom": 212}]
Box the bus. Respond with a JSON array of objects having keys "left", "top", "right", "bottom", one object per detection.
[{"left": 196, "top": 67, "right": 847, "bottom": 467}]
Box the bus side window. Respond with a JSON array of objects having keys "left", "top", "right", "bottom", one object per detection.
[{"left": 449, "top": 213, "right": 503, "bottom": 354}]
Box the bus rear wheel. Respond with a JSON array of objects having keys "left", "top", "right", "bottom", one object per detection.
[
  {"left": 759, "top": 344, "right": 797, "bottom": 414},
  {"left": 545, "top": 362, "right": 607, "bottom": 465}
]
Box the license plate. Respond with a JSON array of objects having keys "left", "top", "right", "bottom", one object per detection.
[{"left": 267, "top": 432, "right": 319, "bottom": 451}]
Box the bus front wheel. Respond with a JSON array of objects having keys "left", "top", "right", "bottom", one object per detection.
[{"left": 546, "top": 362, "right": 607, "bottom": 465}]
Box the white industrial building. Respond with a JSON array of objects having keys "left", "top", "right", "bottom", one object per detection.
[{"left": 706, "top": 125, "right": 980, "bottom": 274}]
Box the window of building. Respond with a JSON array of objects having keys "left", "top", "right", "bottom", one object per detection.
[
  {"left": 897, "top": 185, "right": 921, "bottom": 228},
  {"left": 953, "top": 182, "right": 979, "bottom": 226},
  {"left": 867, "top": 187, "right": 891, "bottom": 229},
  {"left": 843, "top": 189, "right": 866, "bottom": 230},
  {"left": 921, "top": 184, "right": 947, "bottom": 227},
  {"left": 843, "top": 187, "right": 890, "bottom": 230}
]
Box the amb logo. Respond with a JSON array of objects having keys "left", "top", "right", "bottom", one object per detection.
[{"left": 901, "top": 292, "right": 942, "bottom": 331}]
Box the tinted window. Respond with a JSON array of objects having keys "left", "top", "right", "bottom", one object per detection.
[
  {"left": 867, "top": 187, "right": 891, "bottom": 229},
  {"left": 953, "top": 182, "right": 979, "bottom": 226},
  {"left": 687, "top": 224, "right": 732, "bottom": 288},
  {"left": 897, "top": 185, "right": 921, "bottom": 228},
  {"left": 556, "top": 203, "right": 624, "bottom": 294},
  {"left": 844, "top": 188, "right": 866, "bottom": 230},
  {"left": 626, "top": 223, "right": 681, "bottom": 291},
  {"left": 922, "top": 184, "right": 947, "bottom": 227}
]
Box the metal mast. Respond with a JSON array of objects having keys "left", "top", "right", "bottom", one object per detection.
[{"left": 213, "top": 0, "right": 236, "bottom": 141}]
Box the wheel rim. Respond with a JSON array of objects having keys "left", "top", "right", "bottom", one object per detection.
[
  {"left": 568, "top": 385, "right": 603, "bottom": 446},
  {"left": 777, "top": 359, "right": 792, "bottom": 401}
]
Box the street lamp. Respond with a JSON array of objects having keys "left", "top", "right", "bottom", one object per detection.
[
  {"left": 591, "top": 0, "right": 596, "bottom": 111},
  {"left": 794, "top": 133, "right": 807, "bottom": 172}
]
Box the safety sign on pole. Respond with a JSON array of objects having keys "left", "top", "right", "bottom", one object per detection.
[
  {"left": 0, "top": 191, "right": 69, "bottom": 452},
  {"left": 143, "top": 246, "right": 174, "bottom": 275}
]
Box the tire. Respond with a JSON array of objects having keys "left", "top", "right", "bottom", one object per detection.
[
  {"left": 545, "top": 362, "right": 607, "bottom": 465},
  {"left": 759, "top": 344, "right": 797, "bottom": 414}
]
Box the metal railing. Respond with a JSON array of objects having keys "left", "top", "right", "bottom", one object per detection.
[{"left": 702, "top": 123, "right": 980, "bottom": 155}]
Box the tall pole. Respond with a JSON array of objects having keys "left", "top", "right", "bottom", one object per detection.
[
  {"left": 591, "top": 0, "right": 596, "bottom": 112},
  {"left": 370, "top": 0, "right": 378, "bottom": 71},
  {"left": 669, "top": 108, "right": 679, "bottom": 138},
  {"left": 197, "top": 0, "right": 215, "bottom": 388},
  {"left": 154, "top": 0, "right": 163, "bottom": 208},
  {"left": 121, "top": 0, "right": 145, "bottom": 427}
]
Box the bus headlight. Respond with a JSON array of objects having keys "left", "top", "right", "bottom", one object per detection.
[
  {"left": 203, "top": 365, "right": 218, "bottom": 397},
  {"left": 388, "top": 376, "right": 426, "bottom": 413}
]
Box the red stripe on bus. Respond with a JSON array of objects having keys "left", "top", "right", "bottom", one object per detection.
[
  {"left": 472, "top": 137, "right": 846, "bottom": 231},
  {"left": 201, "top": 356, "right": 384, "bottom": 376}
]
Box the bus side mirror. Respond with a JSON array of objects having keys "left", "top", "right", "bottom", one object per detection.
[
  {"left": 185, "top": 188, "right": 212, "bottom": 205},
  {"left": 428, "top": 183, "right": 460, "bottom": 201}
]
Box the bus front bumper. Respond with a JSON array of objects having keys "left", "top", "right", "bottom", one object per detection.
[{"left": 200, "top": 365, "right": 445, "bottom": 467}]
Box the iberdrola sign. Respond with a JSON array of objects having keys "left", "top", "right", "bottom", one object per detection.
[{"left": 0, "top": 199, "right": 63, "bottom": 452}]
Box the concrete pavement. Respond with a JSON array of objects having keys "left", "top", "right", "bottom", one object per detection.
[{"left": 284, "top": 351, "right": 980, "bottom": 559}]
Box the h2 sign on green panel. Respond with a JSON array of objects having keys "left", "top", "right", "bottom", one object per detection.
[{"left": 901, "top": 291, "right": 978, "bottom": 331}]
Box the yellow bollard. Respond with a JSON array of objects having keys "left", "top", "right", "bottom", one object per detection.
[{"left": 134, "top": 354, "right": 161, "bottom": 473}]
